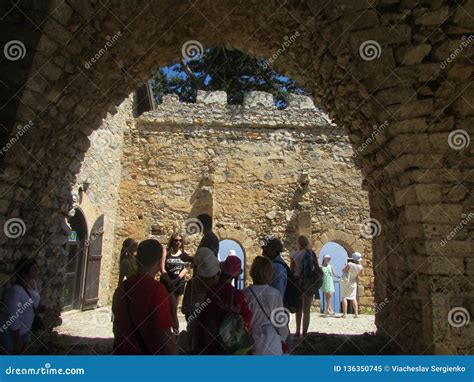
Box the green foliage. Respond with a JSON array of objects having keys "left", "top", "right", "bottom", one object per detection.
[{"left": 151, "top": 47, "right": 307, "bottom": 108}]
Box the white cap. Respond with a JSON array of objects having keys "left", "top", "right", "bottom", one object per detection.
[{"left": 194, "top": 248, "right": 220, "bottom": 278}]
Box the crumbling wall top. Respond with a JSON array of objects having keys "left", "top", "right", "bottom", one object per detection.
[{"left": 137, "top": 90, "right": 335, "bottom": 129}]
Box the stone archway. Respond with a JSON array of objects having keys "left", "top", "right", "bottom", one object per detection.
[
  {"left": 1, "top": 1, "right": 472, "bottom": 354},
  {"left": 313, "top": 229, "right": 363, "bottom": 258},
  {"left": 215, "top": 227, "right": 260, "bottom": 288}
]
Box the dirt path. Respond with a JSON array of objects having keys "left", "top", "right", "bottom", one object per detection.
[{"left": 50, "top": 307, "right": 379, "bottom": 354}]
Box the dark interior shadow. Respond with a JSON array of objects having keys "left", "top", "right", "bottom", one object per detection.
[
  {"left": 44, "top": 334, "right": 113, "bottom": 355},
  {"left": 291, "top": 332, "right": 401, "bottom": 355},
  {"left": 29, "top": 331, "right": 400, "bottom": 355}
]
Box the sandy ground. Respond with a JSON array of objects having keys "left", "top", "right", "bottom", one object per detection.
[{"left": 49, "top": 307, "right": 383, "bottom": 355}]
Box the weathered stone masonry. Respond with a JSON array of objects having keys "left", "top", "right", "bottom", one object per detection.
[
  {"left": 1, "top": 0, "right": 472, "bottom": 354},
  {"left": 111, "top": 91, "right": 374, "bottom": 308}
]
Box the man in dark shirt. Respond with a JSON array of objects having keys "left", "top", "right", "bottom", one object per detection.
[{"left": 197, "top": 214, "right": 219, "bottom": 257}]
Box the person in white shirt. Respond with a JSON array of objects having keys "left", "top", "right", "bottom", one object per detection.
[
  {"left": 0, "top": 258, "right": 42, "bottom": 354},
  {"left": 243, "top": 256, "right": 289, "bottom": 355},
  {"left": 341, "top": 252, "right": 364, "bottom": 318}
]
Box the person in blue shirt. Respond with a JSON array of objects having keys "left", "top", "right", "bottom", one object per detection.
[{"left": 261, "top": 236, "right": 287, "bottom": 298}]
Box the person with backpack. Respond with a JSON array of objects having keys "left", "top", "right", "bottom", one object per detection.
[
  {"left": 261, "top": 235, "right": 302, "bottom": 315},
  {"left": 290, "top": 235, "right": 322, "bottom": 337},
  {"left": 194, "top": 255, "right": 253, "bottom": 355},
  {"left": 243, "top": 256, "right": 289, "bottom": 355}
]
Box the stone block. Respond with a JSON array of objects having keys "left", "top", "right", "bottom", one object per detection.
[
  {"left": 287, "top": 94, "right": 315, "bottom": 109},
  {"left": 379, "top": 98, "right": 433, "bottom": 120},
  {"left": 161, "top": 94, "right": 179, "bottom": 105},
  {"left": 196, "top": 90, "right": 227, "bottom": 105},
  {"left": 395, "top": 44, "right": 432, "bottom": 65},
  {"left": 243, "top": 91, "right": 274, "bottom": 108},
  {"left": 413, "top": 6, "right": 449, "bottom": 26},
  {"left": 374, "top": 86, "right": 416, "bottom": 106},
  {"left": 350, "top": 26, "right": 411, "bottom": 52}
]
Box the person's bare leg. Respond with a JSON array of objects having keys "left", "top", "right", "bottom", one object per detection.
[
  {"left": 175, "top": 295, "right": 182, "bottom": 311},
  {"left": 169, "top": 294, "right": 179, "bottom": 332},
  {"left": 295, "top": 309, "right": 302, "bottom": 336},
  {"left": 327, "top": 292, "right": 334, "bottom": 314},
  {"left": 323, "top": 293, "right": 330, "bottom": 314},
  {"left": 353, "top": 299, "right": 359, "bottom": 318},
  {"left": 342, "top": 298, "right": 348, "bottom": 318},
  {"left": 325, "top": 292, "right": 332, "bottom": 314},
  {"left": 303, "top": 293, "right": 313, "bottom": 335}
]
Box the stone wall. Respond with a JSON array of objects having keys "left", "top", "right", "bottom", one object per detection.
[
  {"left": 112, "top": 91, "right": 374, "bottom": 308},
  {"left": 2, "top": 0, "right": 472, "bottom": 354},
  {"left": 72, "top": 95, "right": 134, "bottom": 306}
]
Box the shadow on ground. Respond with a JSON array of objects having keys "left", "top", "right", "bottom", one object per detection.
[
  {"left": 44, "top": 332, "right": 399, "bottom": 355},
  {"left": 46, "top": 334, "right": 114, "bottom": 355},
  {"left": 291, "top": 332, "right": 401, "bottom": 355}
]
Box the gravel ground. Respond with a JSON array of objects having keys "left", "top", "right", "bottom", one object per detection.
[{"left": 49, "top": 308, "right": 385, "bottom": 355}]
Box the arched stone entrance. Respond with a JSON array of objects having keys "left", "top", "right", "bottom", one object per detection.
[
  {"left": 218, "top": 239, "right": 246, "bottom": 289},
  {"left": 1, "top": 1, "right": 472, "bottom": 354}
]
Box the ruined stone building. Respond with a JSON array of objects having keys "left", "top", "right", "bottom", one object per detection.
[
  {"left": 68, "top": 90, "right": 374, "bottom": 311},
  {"left": 1, "top": 1, "right": 472, "bottom": 354}
]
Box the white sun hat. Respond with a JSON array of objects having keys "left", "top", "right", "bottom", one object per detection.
[{"left": 351, "top": 252, "right": 363, "bottom": 261}]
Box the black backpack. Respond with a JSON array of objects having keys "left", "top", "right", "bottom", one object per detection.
[
  {"left": 274, "top": 260, "right": 302, "bottom": 313},
  {"left": 303, "top": 250, "right": 324, "bottom": 292}
]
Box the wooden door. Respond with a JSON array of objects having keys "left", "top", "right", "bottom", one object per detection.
[{"left": 82, "top": 215, "right": 104, "bottom": 310}]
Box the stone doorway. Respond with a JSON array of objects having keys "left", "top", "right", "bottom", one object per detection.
[
  {"left": 218, "top": 239, "right": 246, "bottom": 289},
  {"left": 319, "top": 241, "right": 350, "bottom": 314}
]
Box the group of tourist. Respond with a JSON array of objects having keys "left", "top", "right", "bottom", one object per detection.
[
  {"left": 112, "top": 214, "right": 364, "bottom": 355},
  {"left": 0, "top": 213, "right": 363, "bottom": 355}
]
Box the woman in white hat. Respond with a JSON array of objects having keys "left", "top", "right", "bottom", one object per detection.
[
  {"left": 182, "top": 248, "right": 220, "bottom": 321},
  {"left": 321, "top": 255, "right": 337, "bottom": 315},
  {"left": 341, "top": 252, "right": 364, "bottom": 318},
  {"left": 181, "top": 247, "right": 221, "bottom": 353}
]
